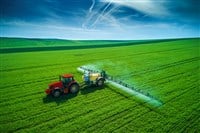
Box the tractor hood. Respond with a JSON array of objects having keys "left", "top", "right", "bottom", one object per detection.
[{"left": 49, "top": 81, "right": 63, "bottom": 88}]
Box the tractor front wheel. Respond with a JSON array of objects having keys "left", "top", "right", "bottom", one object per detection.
[
  {"left": 70, "top": 84, "right": 79, "bottom": 94},
  {"left": 53, "top": 90, "right": 61, "bottom": 97}
]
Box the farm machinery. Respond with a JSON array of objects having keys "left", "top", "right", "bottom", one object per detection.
[
  {"left": 45, "top": 66, "right": 162, "bottom": 106},
  {"left": 45, "top": 70, "right": 106, "bottom": 97}
]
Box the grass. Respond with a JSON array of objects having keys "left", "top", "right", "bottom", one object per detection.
[
  {"left": 0, "top": 37, "right": 144, "bottom": 48},
  {"left": 0, "top": 38, "right": 199, "bottom": 132},
  {"left": 0, "top": 37, "right": 194, "bottom": 53}
]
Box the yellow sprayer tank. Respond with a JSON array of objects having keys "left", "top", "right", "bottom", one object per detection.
[
  {"left": 89, "top": 73, "right": 100, "bottom": 81},
  {"left": 82, "top": 72, "right": 101, "bottom": 82}
]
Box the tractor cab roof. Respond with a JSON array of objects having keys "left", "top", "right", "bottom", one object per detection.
[{"left": 61, "top": 74, "right": 73, "bottom": 78}]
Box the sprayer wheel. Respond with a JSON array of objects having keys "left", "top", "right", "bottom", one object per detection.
[{"left": 97, "top": 79, "right": 104, "bottom": 87}]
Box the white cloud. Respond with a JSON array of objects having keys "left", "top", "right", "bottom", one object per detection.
[
  {"left": 101, "top": 0, "right": 169, "bottom": 17},
  {"left": 82, "top": 0, "right": 169, "bottom": 30},
  {"left": 82, "top": 0, "right": 122, "bottom": 30}
]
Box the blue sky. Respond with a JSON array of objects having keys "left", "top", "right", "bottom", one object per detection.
[{"left": 0, "top": 0, "right": 199, "bottom": 40}]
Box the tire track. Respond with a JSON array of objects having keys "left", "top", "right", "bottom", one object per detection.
[
  {"left": 133, "top": 66, "right": 198, "bottom": 94},
  {"left": 143, "top": 66, "right": 198, "bottom": 85},
  {"left": 166, "top": 108, "right": 199, "bottom": 132},
  {"left": 1, "top": 44, "right": 196, "bottom": 72},
  {"left": 153, "top": 72, "right": 198, "bottom": 87},
  {"left": 111, "top": 109, "right": 152, "bottom": 132},
  {"left": 0, "top": 77, "right": 56, "bottom": 89},
  {"left": 120, "top": 57, "right": 199, "bottom": 79},
  {"left": 1, "top": 88, "right": 123, "bottom": 123},
  {"left": 161, "top": 85, "right": 198, "bottom": 106},
  {"left": 86, "top": 98, "right": 166, "bottom": 132},
  {"left": 12, "top": 96, "right": 128, "bottom": 132}
]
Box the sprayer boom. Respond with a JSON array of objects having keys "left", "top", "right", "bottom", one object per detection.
[{"left": 77, "top": 66, "right": 162, "bottom": 107}]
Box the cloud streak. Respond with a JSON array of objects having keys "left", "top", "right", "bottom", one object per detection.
[
  {"left": 83, "top": 0, "right": 170, "bottom": 30},
  {"left": 102, "top": 0, "right": 169, "bottom": 17},
  {"left": 89, "top": 0, "right": 95, "bottom": 13}
]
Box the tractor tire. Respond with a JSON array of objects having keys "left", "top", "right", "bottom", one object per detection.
[
  {"left": 70, "top": 84, "right": 79, "bottom": 94},
  {"left": 97, "top": 78, "right": 104, "bottom": 87},
  {"left": 53, "top": 90, "right": 61, "bottom": 98}
]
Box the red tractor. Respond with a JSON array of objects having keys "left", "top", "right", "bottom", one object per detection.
[
  {"left": 45, "top": 70, "right": 106, "bottom": 97},
  {"left": 45, "top": 74, "right": 79, "bottom": 97}
]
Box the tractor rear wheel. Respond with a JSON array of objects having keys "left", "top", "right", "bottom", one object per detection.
[
  {"left": 70, "top": 84, "right": 79, "bottom": 94},
  {"left": 53, "top": 90, "right": 61, "bottom": 97},
  {"left": 97, "top": 79, "right": 104, "bottom": 87}
]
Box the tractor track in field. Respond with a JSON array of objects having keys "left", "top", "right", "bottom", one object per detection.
[
  {"left": 159, "top": 85, "right": 199, "bottom": 115},
  {"left": 132, "top": 57, "right": 199, "bottom": 76},
  {"left": 160, "top": 91, "right": 199, "bottom": 132},
  {"left": 2, "top": 93, "right": 123, "bottom": 126},
  {"left": 107, "top": 99, "right": 169, "bottom": 132},
  {"left": 0, "top": 92, "right": 43, "bottom": 109},
  {"left": 163, "top": 80, "right": 198, "bottom": 97},
  {"left": 181, "top": 112, "right": 200, "bottom": 132},
  {"left": 12, "top": 116, "right": 57, "bottom": 132},
  {"left": 1, "top": 88, "right": 124, "bottom": 123},
  {"left": 152, "top": 72, "right": 198, "bottom": 87},
  {"left": 0, "top": 38, "right": 193, "bottom": 54},
  {"left": 0, "top": 91, "right": 43, "bottom": 104},
  {"left": 4, "top": 95, "right": 117, "bottom": 125},
  {"left": 85, "top": 98, "right": 167, "bottom": 132},
  {"left": 111, "top": 109, "right": 152, "bottom": 132},
  {"left": 0, "top": 45, "right": 195, "bottom": 72},
  {"left": 119, "top": 57, "right": 199, "bottom": 79},
  {"left": 86, "top": 99, "right": 162, "bottom": 131},
  {"left": 0, "top": 77, "right": 56, "bottom": 89},
  {"left": 85, "top": 104, "right": 140, "bottom": 131},
  {"left": 135, "top": 66, "right": 198, "bottom": 93},
  {"left": 48, "top": 100, "right": 138, "bottom": 132},
  {"left": 161, "top": 85, "right": 197, "bottom": 106},
  {"left": 142, "top": 66, "right": 198, "bottom": 85},
  {"left": 181, "top": 117, "right": 199, "bottom": 132},
  {"left": 13, "top": 96, "right": 127, "bottom": 132},
  {"left": 166, "top": 108, "right": 200, "bottom": 132}
]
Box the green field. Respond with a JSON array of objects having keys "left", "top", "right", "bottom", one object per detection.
[
  {"left": 0, "top": 38, "right": 199, "bottom": 132},
  {"left": 0, "top": 37, "right": 144, "bottom": 48}
]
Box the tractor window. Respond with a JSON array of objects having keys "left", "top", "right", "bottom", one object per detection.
[
  {"left": 61, "top": 77, "right": 73, "bottom": 84},
  {"left": 60, "top": 77, "right": 66, "bottom": 83}
]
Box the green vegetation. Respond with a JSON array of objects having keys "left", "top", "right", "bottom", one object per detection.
[
  {"left": 0, "top": 38, "right": 199, "bottom": 132},
  {"left": 0, "top": 37, "right": 139, "bottom": 48},
  {"left": 0, "top": 37, "right": 193, "bottom": 53}
]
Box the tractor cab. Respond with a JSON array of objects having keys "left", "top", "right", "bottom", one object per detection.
[
  {"left": 45, "top": 74, "right": 80, "bottom": 97},
  {"left": 60, "top": 74, "right": 74, "bottom": 85}
]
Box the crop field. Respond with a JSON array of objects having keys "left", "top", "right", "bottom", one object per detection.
[{"left": 0, "top": 38, "right": 199, "bottom": 132}]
